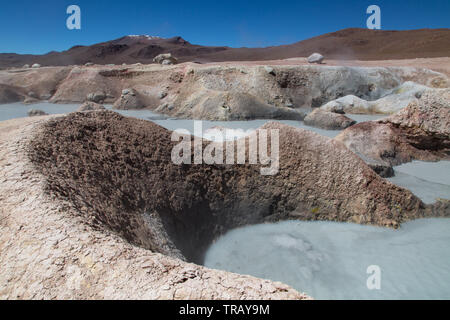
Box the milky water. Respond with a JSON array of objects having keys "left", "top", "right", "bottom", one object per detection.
[
  {"left": 0, "top": 103, "right": 385, "bottom": 139},
  {"left": 0, "top": 102, "right": 81, "bottom": 121},
  {"left": 204, "top": 218, "right": 450, "bottom": 299},
  {"left": 387, "top": 161, "right": 450, "bottom": 204},
  {"left": 117, "top": 109, "right": 385, "bottom": 139}
]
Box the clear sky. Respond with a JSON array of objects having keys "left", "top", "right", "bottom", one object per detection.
[{"left": 1, "top": 0, "right": 449, "bottom": 54}]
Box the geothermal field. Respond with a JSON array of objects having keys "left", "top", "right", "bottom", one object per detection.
[{"left": 0, "top": 27, "right": 449, "bottom": 301}]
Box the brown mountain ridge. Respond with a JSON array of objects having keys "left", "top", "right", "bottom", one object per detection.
[{"left": 0, "top": 28, "right": 449, "bottom": 68}]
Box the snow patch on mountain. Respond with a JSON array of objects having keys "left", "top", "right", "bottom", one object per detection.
[{"left": 126, "top": 35, "right": 162, "bottom": 40}]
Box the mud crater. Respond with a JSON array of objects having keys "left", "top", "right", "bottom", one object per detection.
[{"left": 27, "top": 111, "right": 433, "bottom": 265}]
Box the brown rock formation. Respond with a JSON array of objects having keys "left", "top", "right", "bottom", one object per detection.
[
  {"left": 113, "top": 88, "right": 146, "bottom": 110},
  {"left": 27, "top": 109, "right": 48, "bottom": 117},
  {"left": 0, "top": 116, "right": 308, "bottom": 300},
  {"left": 28, "top": 111, "right": 442, "bottom": 264},
  {"left": 77, "top": 101, "right": 105, "bottom": 112},
  {"left": 336, "top": 89, "right": 450, "bottom": 166},
  {"left": 304, "top": 109, "right": 356, "bottom": 130}
]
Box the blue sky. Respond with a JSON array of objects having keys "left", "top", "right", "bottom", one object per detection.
[{"left": 0, "top": 0, "right": 449, "bottom": 54}]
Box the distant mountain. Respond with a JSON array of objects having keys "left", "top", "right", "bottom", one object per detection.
[{"left": 1, "top": 28, "right": 449, "bottom": 68}]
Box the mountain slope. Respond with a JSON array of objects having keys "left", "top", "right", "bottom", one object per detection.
[{"left": 1, "top": 28, "right": 449, "bottom": 68}]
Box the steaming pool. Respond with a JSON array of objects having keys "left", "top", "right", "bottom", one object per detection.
[{"left": 2, "top": 103, "right": 449, "bottom": 299}]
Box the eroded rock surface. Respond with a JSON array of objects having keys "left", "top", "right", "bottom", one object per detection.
[
  {"left": 77, "top": 101, "right": 105, "bottom": 112},
  {"left": 304, "top": 109, "right": 356, "bottom": 130},
  {"left": 153, "top": 53, "right": 178, "bottom": 65},
  {"left": 320, "top": 82, "right": 431, "bottom": 114},
  {"left": 0, "top": 63, "right": 446, "bottom": 120},
  {"left": 0, "top": 116, "right": 309, "bottom": 300},
  {"left": 113, "top": 88, "right": 146, "bottom": 110},
  {"left": 28, "top": 112, "right": 440, "bottom": 259},
  {"left": 336, "top": 89, "right": 450, "bottom": 166},
  {"left": 0, "top": 66, "right": 71, "bottom": 103},
  {"left": 24, "top": 97, "right": 39, "bottom": 105},
  {"left": 27, "top": 109, "right": 48, "bottom": 117},
  {"left": 86, "top": 91, "right": 106, "bottom": 104}
]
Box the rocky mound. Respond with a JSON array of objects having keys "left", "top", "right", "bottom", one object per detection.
[
  {"left": 0, "top": 84, "right": 25, "bottom": 103},
  {"left": 27, "top": 109, "right": 48, "bottom": 117},
  {"left": 1, "top": 63, "right": 446, "bottom": 121},
  {"left": 28, "top": 111, "right": 438, "bottom": 265},
  {"left": 335, "top": 89, "right": 450, "bottom": 166},
  {"left": 304, "top": 109, "right": 356, "bottom": 130},
  {"left": 0, "top": 116, "right": 308, "bottom": 299},
  {"left": 0, "top": 67, "right": 71, "bottom": 102},
  {"left": 77, "top": 101, "right": 105, "bottom": 112},
  {"left": 320, "top": 82, "right": 432, "bottom": 114},
  {"left": 113, "top": 88, "right": 146, "bottom": 110}
]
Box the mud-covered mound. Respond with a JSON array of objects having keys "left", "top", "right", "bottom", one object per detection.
[{"left": 27, "top": 111, "right": 444, "bottom": 265}]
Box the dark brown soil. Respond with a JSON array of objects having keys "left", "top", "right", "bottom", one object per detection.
[{"left": 2, "top": 28, "right": 449, "bottom": 68}]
